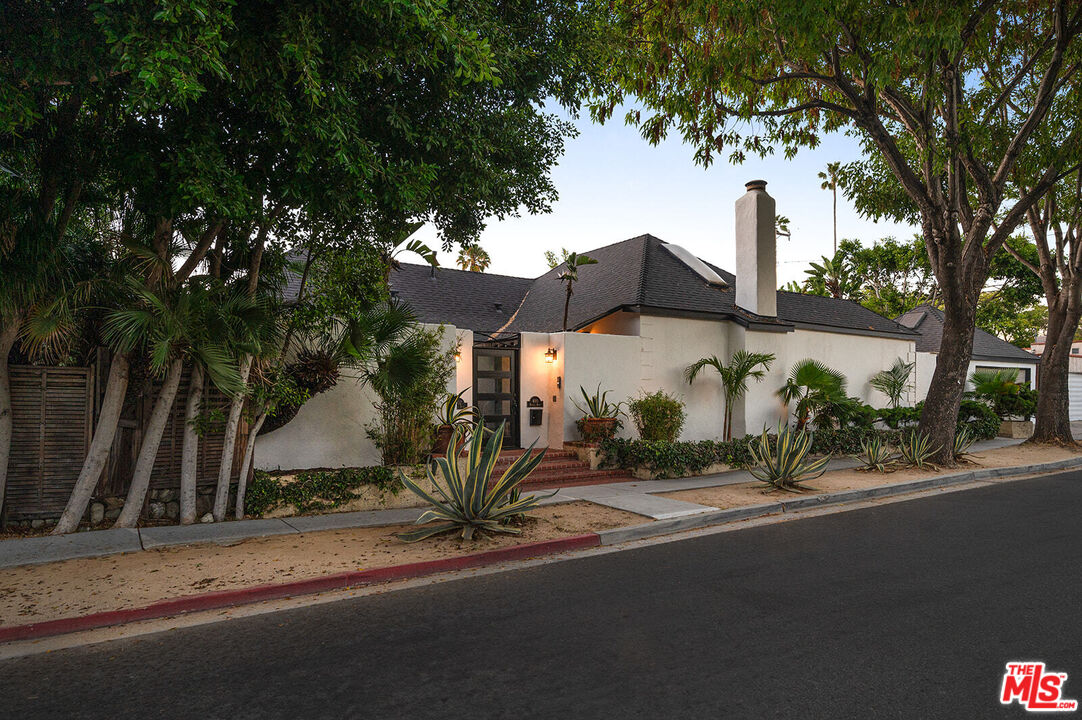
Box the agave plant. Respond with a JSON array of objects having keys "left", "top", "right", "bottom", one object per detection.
[
  {"left": 397, "top": 420, "right": 551, "bottom": 542},
  {"left": 853, "top": 435, "right": 894, "bottom": 472},
  {"left": 572, "top": 383, "right": 624, "bottom": 419},
  {"left": 436, "top": 388, "right": 477, "bottom": 427},
  {"left": 898, "top": 431, "right": 939, "bottom": 469},
  {"left": 953, "top": 426, "right": 976, "bottom": 459},
  {"left": 748, "top": 424, "right": 830, "bottom": 492}
]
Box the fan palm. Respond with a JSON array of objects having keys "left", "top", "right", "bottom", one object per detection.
[
  {"left": 818, "top": 161, "right": 841, "bottom": 255},
  {"left": 558, "top": 252, "right": 598, "bottom": 331},
  {"left": 778, "top": 359, "right": 848, "bottom": 430},
  {"left": 870, "top": 358, "right": 915, "bottom": 408},
  {"left": 107, "top": 279, "right": 249, "bottom": 528},
  {"left": 685, "top": 350, "right": 776, "bottom": 440},
  {"left": 456, "top": 244, "right": 491, "bottom": 272}
]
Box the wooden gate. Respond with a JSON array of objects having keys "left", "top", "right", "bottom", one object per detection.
[
  {"left": 7, "top": 366, "right": 94, "bottom": 519},
  {"left": 6, "top": 362, "right": 247, "bottom": 520}
]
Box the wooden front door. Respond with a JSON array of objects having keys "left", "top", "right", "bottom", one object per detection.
[{"left": 472, "top": 347, "right": 519, "bottom": 447}]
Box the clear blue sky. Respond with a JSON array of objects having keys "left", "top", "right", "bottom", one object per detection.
[{"left": 417, "top": 111, "right": 919, "bottom": 285}]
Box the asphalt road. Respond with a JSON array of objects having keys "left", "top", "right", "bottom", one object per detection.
[{"left": 4, "top": 472, "right": 1081, "bottom": 719}]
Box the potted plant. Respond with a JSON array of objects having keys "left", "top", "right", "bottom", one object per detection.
[
  {"left": 572, "top": 384, "right": 624, "bottom": 444},
  {"left": 433, "top": 389, "right": 476, "bottom": 454}
]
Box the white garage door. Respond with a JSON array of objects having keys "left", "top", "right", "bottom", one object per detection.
[{"left": 1070, "top": 374, "right": 1082, "bottom": 421}]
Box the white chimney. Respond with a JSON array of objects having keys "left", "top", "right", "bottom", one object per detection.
[{"left": 735, "top": 179, "right": 777, "bottom": 317}]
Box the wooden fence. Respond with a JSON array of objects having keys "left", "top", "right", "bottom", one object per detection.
[{"left": 5, "top": 361, "right": 247, "bottom": 520}]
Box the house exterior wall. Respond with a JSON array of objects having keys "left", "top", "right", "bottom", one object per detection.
[
  {"left": 255, "top": 323, "right": 460, "bottom": 471},
  {"left": 913, "top": 352, "right": 1038, "bottom": 400},
  {"left": 580, "top": 310, "right": 640, "bottom": 336},
  {"left": 556, "top": 331, "right": 642, "bottom": 445},
  {"left": 737, "top": 327, "right": 917, "bottom": 437},
  {"left": 637, "top": 314, "right": 729, "bottom": 441}
]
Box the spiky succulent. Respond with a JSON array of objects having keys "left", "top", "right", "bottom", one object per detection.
[
  {"left": 854, "top": 435, "right": 894, "bottom": 472},
  {"left": 899, "top": 431, "right": 939, "bottom": 468},
  {"left": 397, "top": 420, "right": 551, "bottom": 542},
  {"left": 748, "top": 424, "right": 830, "bottom": 492},
  {"left": 953, "top": 426, "right": 976, "bottom": 459}
]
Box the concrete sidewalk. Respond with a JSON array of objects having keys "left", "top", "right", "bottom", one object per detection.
[{"left": 0, "top": 437, "right": 1023, "bottom": 570}]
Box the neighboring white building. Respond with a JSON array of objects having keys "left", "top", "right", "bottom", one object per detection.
[
  {"left": 895, "top": 305, "right": 1039, "bottom": 404},
  {"left": 256, "top": 181, "right": 1033, "bottom": 471}
]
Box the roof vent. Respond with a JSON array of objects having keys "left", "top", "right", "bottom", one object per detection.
[
  {"left": 494, "top": 302, "right": 503, "bottom": 312},
  {"left": 390, "top": 290, "right": 399, "bottom": 298},
  {"left": 660, "top": 242, "right": 728, "bottom": 288}
]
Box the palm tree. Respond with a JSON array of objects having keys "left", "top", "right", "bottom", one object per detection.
[
  {"left": 107, "top": 280, "right": 246, "bottom": 528},
  {"left": 870, "top": 358, "right": 915, "bottom": 408},
  {"left": 558, "top": 252, "right": 598, "bottom": 331},
  {"left": 685, "top": 350, "right": 776, "bottom": 440},
  {"left": 377, "top": 222, "right": 438, "bottom": 285},
  {"left": 804, "top": 255, "right": 859, "bottom": 299},
  {"left": 818, "top": 161, "right": 841, "bottom": 255},
  {"left": 456, "top": 244, "right": 491, "bottom": 272},
  {"left": 777, "top": 359, "right": 848, "bottom": 430}
]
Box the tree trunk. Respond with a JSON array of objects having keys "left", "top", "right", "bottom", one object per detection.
[
  {"left": 234, "top": 411, "right": 266, "bottom": 520},
  {"left": 179, "top": 362, "right": 204, "bottom": 524},
  {"left": 832, "top": 187, "right": 837, "bottom": 256},
  {"left": 1031, "top": 302, "right": 1079, "bottom": 443},
  {"left": 114, "top": 359, "right": 183, "bottom": 528},
  {"left": 562, "top": 284, "right": 572, "bottom": 332},
  {"left": 917, "top": 301, "right": 976, "bottom": 465},
  {"left": 53, "top": 352, "right": 130, "bottom": 534},
  {"left": 212, "top": 354, "right": 252, "bottom": 521},
  {"left": 0, "top": 316, "right": 21, "bottom": 520}
]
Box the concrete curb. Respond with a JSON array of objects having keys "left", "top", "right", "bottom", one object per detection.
[
  {"left": 597, "top": 456, "right": 1082, "bottom": 546},
  {"left": 0, "top": 533, "right": 601, "bottom": 644}
]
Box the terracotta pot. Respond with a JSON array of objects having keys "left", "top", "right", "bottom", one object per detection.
[
  {"left": 432, "top": 424, "right": 454, "bottom": 455},
  {"left": 580, "top": 417, "right": 619, "bottom": 444}
]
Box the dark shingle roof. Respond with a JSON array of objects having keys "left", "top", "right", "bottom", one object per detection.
[
  {"left": 389, "top": 264, "right": 532, "bottom": 332},
  {"left": 389, "top": 234, "right": 916, "bottom": 338},
  {"left": 895, "top": 305, "right": 1039, "bottom": 363}
]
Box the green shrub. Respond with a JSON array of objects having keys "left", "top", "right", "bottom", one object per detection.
[
  {"left": 748, "top": 424, "right": 829, "bottom": 491},
  {"left": 878, "top": 406, "right": 920, "bottom": 429},
  {"left": 598, "top": 436, "right": 755, "bottom": 478},
  {"left": 958, "top": 400, "right": 1000, "bottom": 439},
  {"left": 810, "top": 426, "right": 885, "bottom": 455},
  {"left": 397, "top": 420, "right": 550, "bottom": 542},
  {"left": 627, "top": 390, "right": 686, "bottom": 442},
  {"left": 246, "top": 466, "right": 401, "bottom": 517}
]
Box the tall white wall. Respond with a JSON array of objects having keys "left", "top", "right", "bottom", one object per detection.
[
  {"left": 255, "top": 323, "right": 460, "bottom": 471},
  {"left": 738, "top": 327, "right": 917, "bottom": 437},
  {"left": 637, "top": 315, "right": 729, "bottom": 441},
  {"left": 519, "top": 331, "right": 555, "bottom": 448},
  {"left": 555, "top": 331, "right": 642, "bottom": 445}
]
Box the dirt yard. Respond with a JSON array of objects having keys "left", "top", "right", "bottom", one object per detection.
[
  {"left": 661, "top": 443, "right": 1082, "bottom": 509},
  {"left": 0, "top": 502, "right": 642, "bottom": 626}
]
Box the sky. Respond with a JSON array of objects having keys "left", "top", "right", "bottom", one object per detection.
[{"left": 414, "top": 111, "right": 920, "bottom": 285}]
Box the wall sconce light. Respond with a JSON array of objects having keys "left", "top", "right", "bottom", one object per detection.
[
  {"left": 454, "top": 350, "right": 462, "bottom": 363},
  {"left": 544, "top": 347, "right": 557, "bottom": 363}
]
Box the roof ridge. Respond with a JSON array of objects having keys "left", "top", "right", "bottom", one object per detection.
[
  {"left": 396, "top": 262, "right": 533, "bottom": 282},
  {"left": 635, "top": 235, "right": 649, "bottom": 305}
]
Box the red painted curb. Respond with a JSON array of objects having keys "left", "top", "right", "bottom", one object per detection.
[{"left": 0, "top": 533, "right": 600, "bottom": 644}]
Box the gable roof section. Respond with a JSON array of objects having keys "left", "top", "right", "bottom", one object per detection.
[
  {"left": 895, "top": 305, "right": 1038, "bottom": 364},
  {"left": 389, "top": 264, "right": 532, "bottom": 332},
  {"left": 389, "top": 233, "right": 917, "bottom": 338}
]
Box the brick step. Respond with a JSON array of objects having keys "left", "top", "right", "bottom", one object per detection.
[{"left": 493, "top": 461, "right": 588, "bottom": 472}]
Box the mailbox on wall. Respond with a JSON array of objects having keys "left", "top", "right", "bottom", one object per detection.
[{"left": 526, "top": 396, "right": 543, "bottom": 426}]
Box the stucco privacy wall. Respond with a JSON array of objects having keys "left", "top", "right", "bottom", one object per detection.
[
  {"left": 555, "top": 331, "right": 642, "bottom": 445},
  {"left": 518, "top": 331, "right": 554, "bottom": 448},
  {"left": 737, "top": 327, "right": 917, "bottom": 437},
  {"left": 636, "top": 314, "right": 729, "bottom": 441},
  {"left": 913, "top": 352, "right": 1037, "bottom": 402},
  {"left": 255, "top": 323, "right": 460, "bottom": 471}
]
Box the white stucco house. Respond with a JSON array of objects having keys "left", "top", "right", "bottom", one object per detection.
[{"left": 256, "top": 180, "right": 1039, "bottom": 472}]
